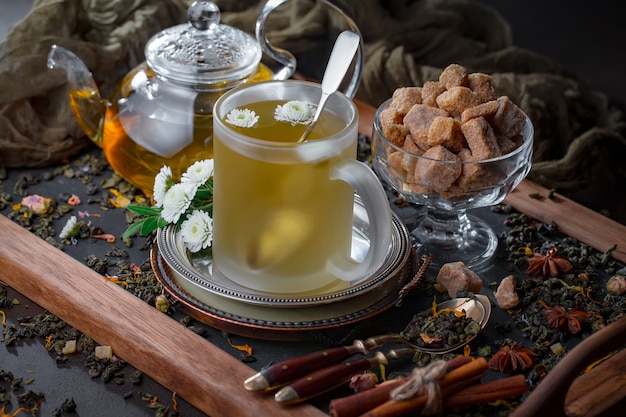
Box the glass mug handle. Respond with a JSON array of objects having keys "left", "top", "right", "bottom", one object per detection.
[
  {"left": 328, "top": 159, "right": 392, "bottom": 281},
  {"left": 255, "top": 0, "right": 364, "bottom": 99}
]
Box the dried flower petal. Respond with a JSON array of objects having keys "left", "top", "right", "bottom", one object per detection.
[
  {"left": 108, "top": 188, "right": 131, "bottom": 208},
  {"left": 67, "top": 194, "right": 81, "bottom": 205},
  {"left": 607, "top": 275, "right": 626, "bottom": 294},
  {"left": 21, "top": 194, "right": 52, "bottom": 215},
  {"left": 420, "top": 333, "right": 443, "bottom": 345},
  {"left": 227, "top": 338, "right": 253, "bottom": 355},
  {"left": 91, "top": 233, "right": 116, "bottom": 243},
  {"left": 349, "top": 372, "right": 379, "bottom": 393}
]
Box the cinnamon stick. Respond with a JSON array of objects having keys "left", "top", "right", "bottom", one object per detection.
[
  {"left": 443, "top": 374, "right": 528, "bottom": 410},
  {"left": 329, "top": 356, "right": 472, "bottom": 417},
  {"left": 358, "top": 357, "right": 488, "bottom": 417}
]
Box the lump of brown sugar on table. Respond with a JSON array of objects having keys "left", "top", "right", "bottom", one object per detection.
[
  {"left": 436, "top": 261, "right": 483, "bottom": 298},
  {"left": 495, "top": 275, "right": 520, "bottom": 309}
]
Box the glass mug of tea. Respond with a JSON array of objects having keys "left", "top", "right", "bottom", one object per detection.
[{"left": 212, "top": 80, "right": 392, "bottom": 294}]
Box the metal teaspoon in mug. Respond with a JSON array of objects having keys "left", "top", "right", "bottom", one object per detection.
[
  {"left": 244, "top": 294, "right": 491, "bottom": 391},
  {"left": 297, "top": 30, "right": 361, "bottom": 143}
]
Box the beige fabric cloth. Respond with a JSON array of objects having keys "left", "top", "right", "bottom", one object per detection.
[
  {"left": 1, "top": 0, "right": 625, "bottom": 220},
  {"left": 0, "top": 0, "right": 190, "bottom": 167},
  {"left": 222, "top": 0, "right": 626, "bottom": 220}
]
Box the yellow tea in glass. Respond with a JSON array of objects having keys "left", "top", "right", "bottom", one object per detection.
[{"left": 212, "top": 80, "right": 392, "bottom": 294}]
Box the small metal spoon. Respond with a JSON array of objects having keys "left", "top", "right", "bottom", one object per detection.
[
  {"left": 244, "top": 295, "right": 491, "bottom": 391},
  {"left": 297, "top": 30, "right": 360, "bottom": 143},
  {"left": 274, "top": 347, "right": 417, "bottom": 404}
]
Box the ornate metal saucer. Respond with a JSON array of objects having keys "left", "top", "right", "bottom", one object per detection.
[{"left": 151, "top": 196, "right": 414, "bottom": 340}]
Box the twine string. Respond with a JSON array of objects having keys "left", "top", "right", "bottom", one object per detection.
[{"left": 389, "top": 360, "right": 448, "bottom": 415}]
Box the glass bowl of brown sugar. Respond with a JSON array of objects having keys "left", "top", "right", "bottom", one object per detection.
[{"left": 372, "top": 80, "right": 533, "bottom": 269}]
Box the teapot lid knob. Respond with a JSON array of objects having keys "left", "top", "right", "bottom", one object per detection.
[
  {"left": 187, "top": 1, "right": 220, "bottom": 31},
  {"left": 144, "top": 0, "right": 261, "bottom": 85}
]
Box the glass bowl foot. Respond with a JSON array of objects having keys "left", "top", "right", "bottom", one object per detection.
[{"left": 410, "top": 208, "right": 497, "bottom": 270}]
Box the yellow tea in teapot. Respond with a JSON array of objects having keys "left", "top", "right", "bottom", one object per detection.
[{"left": 68, "top": 63, "right": 274, "bottom": 196}]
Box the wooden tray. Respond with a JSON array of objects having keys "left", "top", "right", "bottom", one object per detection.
[{"left": 1, "top": 100, "right": 625, "bottom": 417}]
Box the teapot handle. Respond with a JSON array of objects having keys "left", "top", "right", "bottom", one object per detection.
[{"left": 255, "top": 0, "right": 363, "bottom": 99}]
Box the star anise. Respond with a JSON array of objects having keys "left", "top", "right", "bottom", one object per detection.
[
  {"left": 541, "top": 302, "right": 591, "bottom": 334},
  {"left": 526, "top": 247, "right": 573, "bottom": 277},
  {"left": 488, "top": 343, "right": 536, "bottom": 373}
]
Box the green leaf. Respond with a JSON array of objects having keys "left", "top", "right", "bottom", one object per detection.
[
  {"left": 194, "top": 188, "right": 213, "bottom": 200},
  {"left": 140, "top": 216, "right": 161, "bottom": 236},
  {"left": 122, "top": 220, "right": 145, "bottom": 239},
  {"left": 126, "top": 204, "right": 161, "bottom": 216},
  {"left": 156, "top": 217, "right": 169, "bottom": 228}
]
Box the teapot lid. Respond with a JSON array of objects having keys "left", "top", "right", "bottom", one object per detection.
[{"left": 144, "top": 0, "right": 262, "bottom": 85}]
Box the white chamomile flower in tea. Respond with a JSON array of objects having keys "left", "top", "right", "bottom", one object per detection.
[
  {"left": 226, "top": 108, "right": 259, "bottom": 128},
  {"left": 59, "top": 215, "right": 80, "bottom": 239},
  {"left": 180, "top": 209, "right": 214, "bottom": 252},
  {"left": 182, "top": 159, "right": 214, "bottom": 186},
  {"left": 153, "top": 165, "right": 173, "bottom": 207},
  {"left": 274, "top": 100, "right": 314, "bottom": 125},
  {"left": 161, "top": 183, "right": 195, "bottom": 224}
]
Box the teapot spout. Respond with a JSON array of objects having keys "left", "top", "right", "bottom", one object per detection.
[{"left": 47, "top": 45, "right": 107, "bottom": 145}]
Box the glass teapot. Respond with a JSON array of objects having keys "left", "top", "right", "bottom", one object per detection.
[{"left": 47, "top": 0, "right": 362, "bottom": 195}]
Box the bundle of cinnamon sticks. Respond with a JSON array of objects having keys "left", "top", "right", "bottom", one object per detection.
[{"left": 329, "top": 356, "right": 528, "bottom": 417}]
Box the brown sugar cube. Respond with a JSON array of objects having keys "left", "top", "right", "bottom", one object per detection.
[
  {"left": 427, "top": 116, "right": 467, "bottom": 152},
  {"left": 495, "top": 275, "right": 519, "bottom": 309},
  {"left": 421, "top": 81, "right": 447, "bottom": 107},
  {"left": 410, "top": 182, "right": 434, "bottom": 195},
  {"left": 380, "top": 104, "right": 404, "bottom": 126},
  {"left": 440, "top": 182, "right": 467, "bottom": 201},
  {"left": 460, "top": 100, "right": 499, "bottom": 124},
  {"left": 461, "top": 116, "right": 501, "bottom": 159},
  {"left": 468, "top": 72, "right": 497, "bottom": 102},
  {"left": 436, "top": 261, "right": 483, "bottom": 298},
  {"left": 413, "top": 145, "right": 461, "bottom": 193},
  {"left": 381, "top": 123, "right": 408, "bottom": 148},
  {"left": 439, "top": 64, "right": 469, "bottom": 89},
  {"left": 510, "top": 134, "right": 524, "bottom": 149},
  {"left": 380, "top": 106, "right": 408, "bottom": 148},
  {"left": 436, "top": 86, "right": 481, "bottom": 118},
  {"left": 493, "top": 96, "right": 526, "bottom": 137},
  {"left": 403, "top": 104, "right": 449, "bottom": 150},
  {"left": 387, "top": 150, "right": 406, "bottom": 177},
  {"left": 401, "top": 134, "right": 423, "bottom": 179},
  {"left": 392, "top": 87, "right": 423, "bottom": 115},
  {"left": 456, "top": 148, "right": 498, "bottom": 192},
  {"left": 497, "top": 135, "right": 519, "bottom": 155}
]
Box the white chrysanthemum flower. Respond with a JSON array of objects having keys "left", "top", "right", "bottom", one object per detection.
[
  {"left": 181, "top": 159, "right": 214, "bottom": 186},
  {"left": 161, "top": 183, "right": 195, "bottom": 224},
  {"left": 274, "top": 100, "right": 314, "bottom": 125},
  {"left": 59, "top": 215, "right": 79, "bottom": 239},
  {"left": 225, "top": 108, "right": 259, "bottom": 128},
  {"left": 180, "top": 210, "right": 213, "bottom": 252},
  {"left": 153, "top": 165, "right": 173, "bottom": 207}
]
